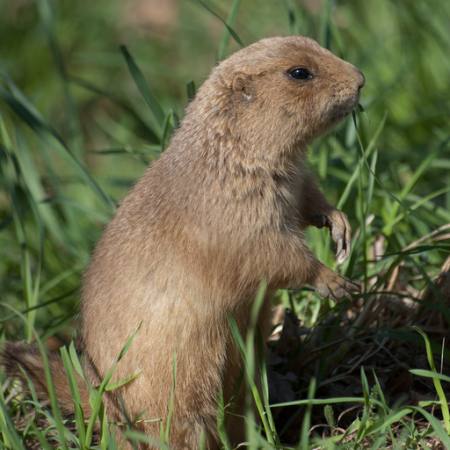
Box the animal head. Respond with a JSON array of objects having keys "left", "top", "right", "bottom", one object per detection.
[{"left": 197, "top": 36, "right": 364, "bottom": 153}]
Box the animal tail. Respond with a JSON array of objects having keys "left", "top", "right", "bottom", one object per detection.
[{"left": 0, "top": 341, "right": 90, "bottom": 416}]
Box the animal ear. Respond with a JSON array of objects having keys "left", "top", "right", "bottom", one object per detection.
[{"left": 232, "top": 72, "right": 254, "bottom": 101}]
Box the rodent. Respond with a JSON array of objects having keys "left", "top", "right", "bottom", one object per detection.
[{"left": 2, "top": 36, "right": 364, "bottom": 449}]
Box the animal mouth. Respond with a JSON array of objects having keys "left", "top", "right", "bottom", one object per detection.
[
  {"left": 330, "top": 93, "right": 360, "bottom": 122},
  {"left": 330, "top": 105, "right": 353, "bottom": 122}
]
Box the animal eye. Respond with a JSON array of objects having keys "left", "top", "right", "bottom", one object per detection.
[{"left": 288, "top": 67, "right": 313, "bottom": 80}]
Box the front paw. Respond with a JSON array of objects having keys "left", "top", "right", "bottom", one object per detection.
[
  {"left": 314, "top": 271, "right": 360, "bottom": 299},
  {"left": 313, "top": 210, "right": 351, "bottom": 264}
]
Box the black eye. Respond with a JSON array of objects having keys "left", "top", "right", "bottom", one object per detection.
[{"left": 288, "top": 67, "right": 313, "bottom": 80}]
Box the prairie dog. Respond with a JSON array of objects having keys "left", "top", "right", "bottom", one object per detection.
[{"left": 3, "top": 36, "right": 364, "bottom": 449}]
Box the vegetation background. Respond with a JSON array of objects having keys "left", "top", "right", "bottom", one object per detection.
[{"left": 0, "top": 0, "right": 449, "bottom": 448}]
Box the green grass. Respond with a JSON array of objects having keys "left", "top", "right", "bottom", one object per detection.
[{"left": 1, "top": 0, "right": 450, "bottom": 448}]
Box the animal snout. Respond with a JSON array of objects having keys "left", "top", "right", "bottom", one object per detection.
[{"left": 356, "top": 69, "right": 365, "bottom": 91}]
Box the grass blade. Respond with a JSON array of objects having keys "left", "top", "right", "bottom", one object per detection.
[
  {"left": 217, "top": 0, "right": 242, "bottom": 60},
  {"left": 120, "top": 45, "right": 165, "bottom": 135},
  {"left": 0, "top": 84, "right": 115, "bottom": 210},
  {"left": 413, "top": 327, "right": 450, "bottom": 433},
  {"left": 194, "top": 0, "right": 244, "bottom": 51}
]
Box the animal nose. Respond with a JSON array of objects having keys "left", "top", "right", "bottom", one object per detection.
[{"left": 356, "top": 70, "right": 365, "bottom": 91}]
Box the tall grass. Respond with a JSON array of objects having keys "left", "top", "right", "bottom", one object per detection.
[{"left": 1, "top": 0, "right": 449, "bottom": 448}]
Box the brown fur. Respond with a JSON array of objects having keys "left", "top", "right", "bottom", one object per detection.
[
  {"left": 0, "top": 342, "right": 90, "bottom": 414},
  {"left": 2, "top": 36, "right": 364, "bottom": 449}
]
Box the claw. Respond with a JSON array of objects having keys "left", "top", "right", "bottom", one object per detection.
[
  {"left": 336, "top": 238, "right": 343, "bottom": 255},
  {"left": 337, "top": 249, "right": 346, "bottom": 264},
  {"left": 336, "top": 238, "right": 344, "bottom": 263},
  {"left": 326, "top": 209, "right": 352, "bottom": 264}
]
